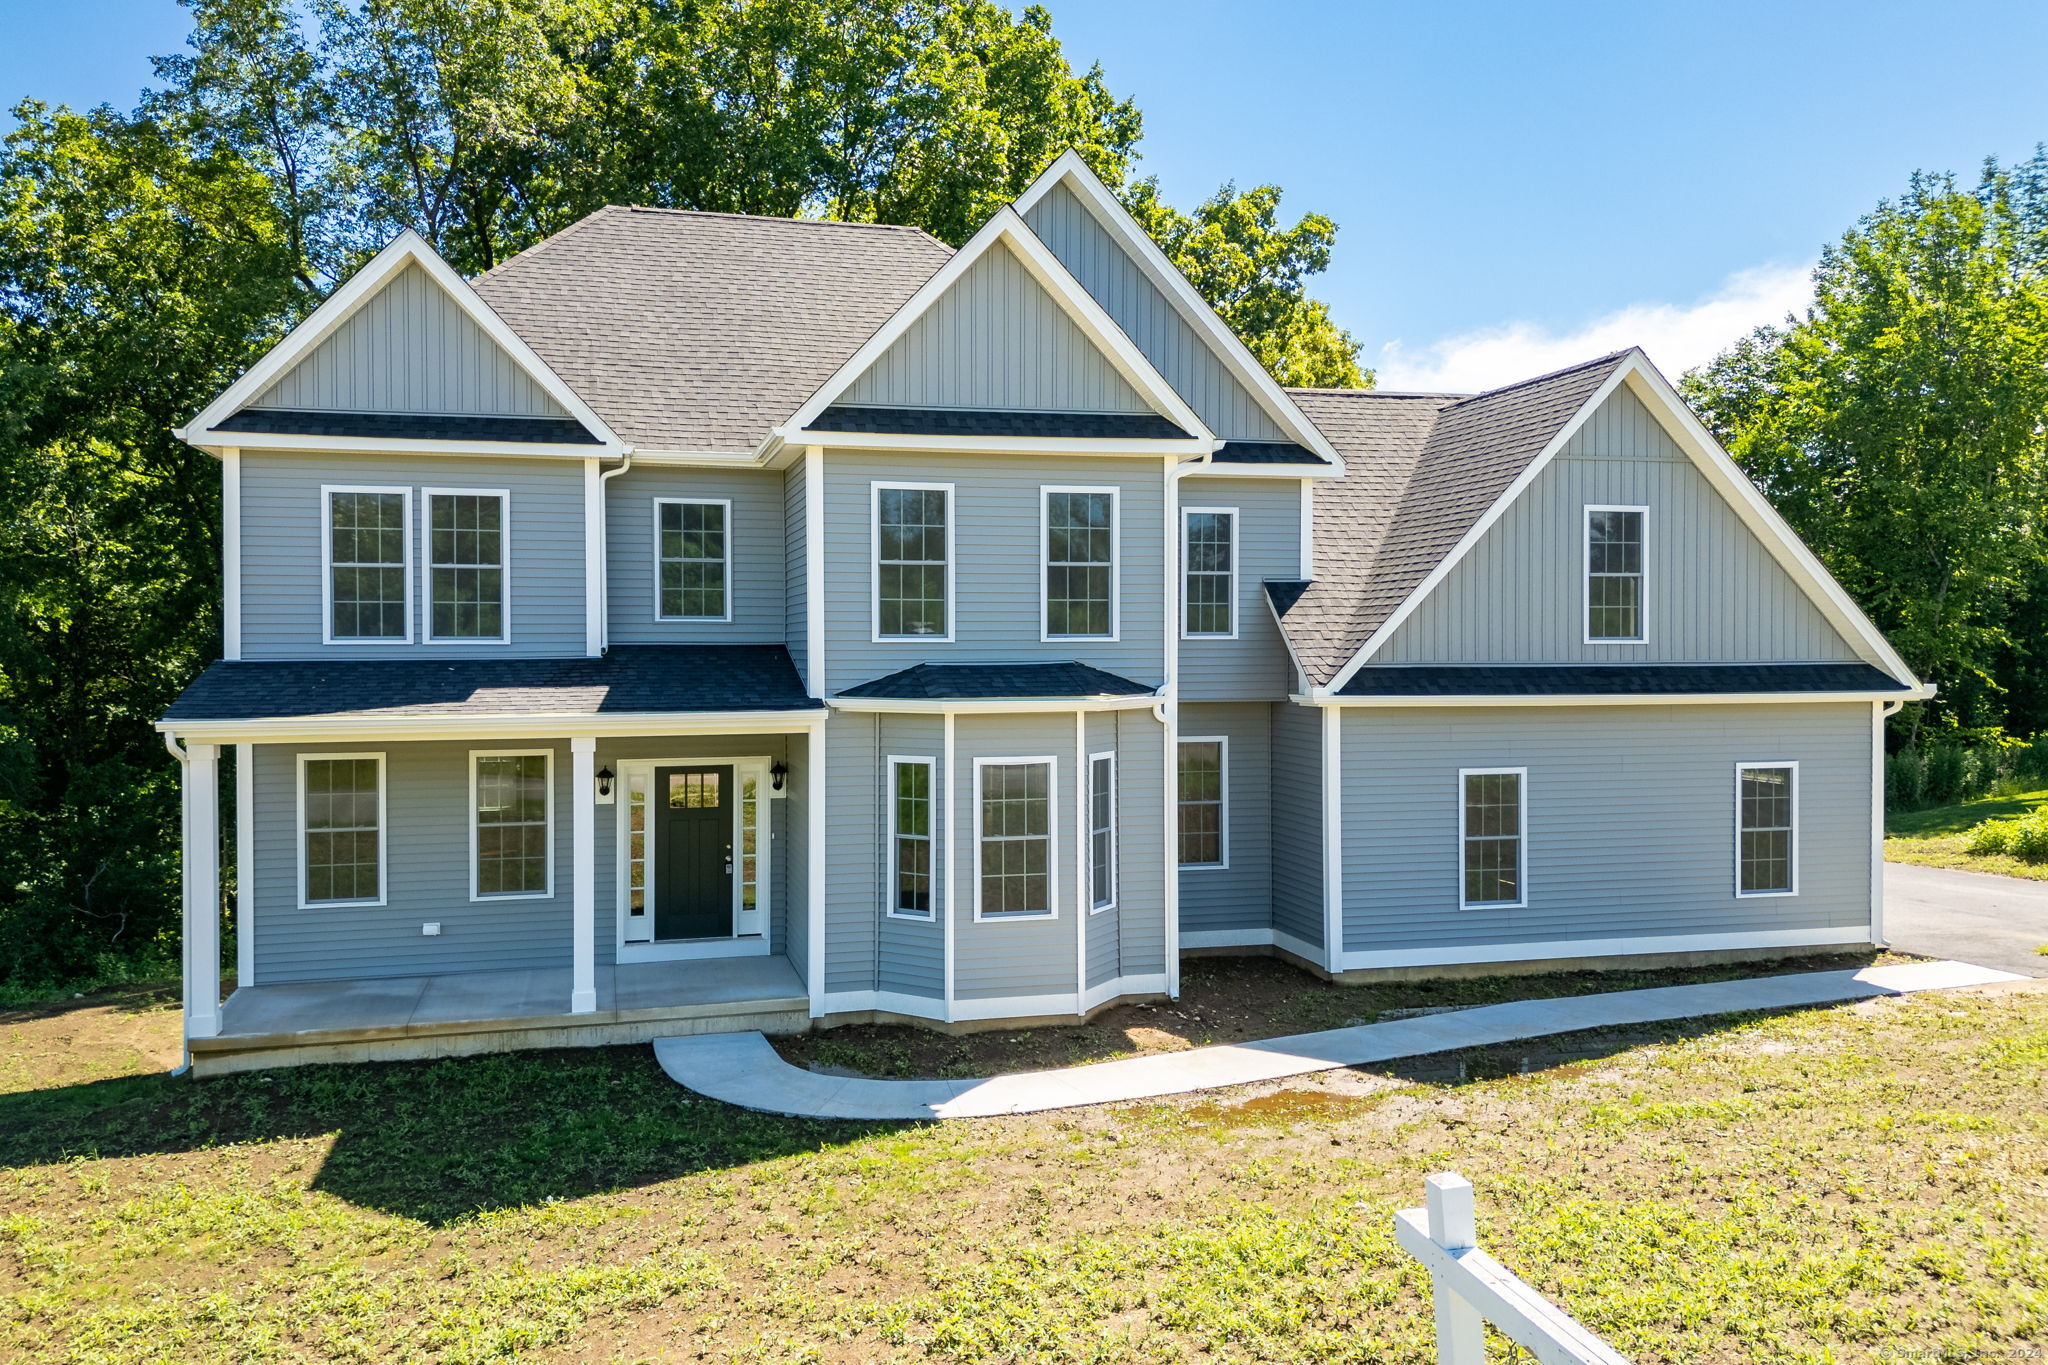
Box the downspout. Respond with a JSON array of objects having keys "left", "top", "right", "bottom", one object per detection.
[{"left": 594, "top": 450, "right": 637, "bottom": 653}]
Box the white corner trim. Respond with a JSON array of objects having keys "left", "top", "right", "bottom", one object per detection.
[
  {"left": 806, "top": 730, "right": 826, "bottom": 1017},
  {"left": 775, "top": 207, "right": 1213, "bottom": 445},
  {"left": 942, "top": 712, "right": 957, "bottom": 1021},
  {"left": 1039, "top": 485, "right": 1122, "bottom": 643},
  {"left": 234, "top": 742, "right": 254, "bottom": 988},
  {"left": 803, "top": 446, "right": 825, "bottom": 696},
  {"left": 569, "top": 737, "right": 598, "bottom": 1014},
  {"left": 1870, "top": 701, "right": 1888, "bottom": 945},
  {"left": 421, "top": 486, "right": 513, "bottom": 646},
  {"left": 1074, "top": 712, "right": 1088, "bottom": 1010},
  {"left": 651, "top": 496, "right": 735, "bottom": 623},
  {"left": 179, "top": 229, "right": 624, "bottom": 452},
  {"left": 1009, "top": 150, "right": 1343, "bottom": 468},
  {"left": 222, "top": 448, "right": 242, "bottom": 660},
  {"left": 1321, "top": 706, "right": 1343, "bottom": 969}
]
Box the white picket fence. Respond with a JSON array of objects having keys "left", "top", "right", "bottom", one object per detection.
[{"left": 1394, "top": 1173, "right": 1632, "bottom": 1365}]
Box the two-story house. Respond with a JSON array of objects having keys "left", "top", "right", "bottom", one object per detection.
[{"left": 156, "top": 153, "right": 1928, "bottom": 1075}]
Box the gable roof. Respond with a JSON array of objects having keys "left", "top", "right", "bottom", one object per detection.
[
  {"left": 179, "top": 230, "right": 622, "bottom": 456},
  {"left": 1279, "top": 349, "right": 1923, "bottom": 694},
  {"left": 473, "top": 207, "right": 953, "bottom": 454}
]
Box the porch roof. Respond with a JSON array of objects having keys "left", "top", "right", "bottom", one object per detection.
[
  {"left": 162, "top": 645, "right": 816, "bottom": 723},
  {"left": 835, "top": 660, "right": 1155, "bottom": 701}
]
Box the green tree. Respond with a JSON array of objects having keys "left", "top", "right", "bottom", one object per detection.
[{"left": 1683, "top": 157, "right": 2048, "bottom": 743}]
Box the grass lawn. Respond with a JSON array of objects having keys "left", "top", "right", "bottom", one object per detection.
[
  {"left": 1885, "top": 787, "right": 2048, "bottom": 881},
  {"left": 2, "top": 968, "right": 2043, "bottom": 1363}
]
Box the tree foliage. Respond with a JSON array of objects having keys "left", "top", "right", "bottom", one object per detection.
[
  {"left": 0, "top": 0, "right": 1363, "bottom": 983},
  {"left": 1682, "top": 153, "right": 2048, "bottom": 744}
]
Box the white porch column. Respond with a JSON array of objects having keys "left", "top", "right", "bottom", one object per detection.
[
  {"left": 571, "top": 737, "right": 598, "bottom": 1013},
  {"left": 181, "top": 742, "right": 222, "bottom": 1040}
]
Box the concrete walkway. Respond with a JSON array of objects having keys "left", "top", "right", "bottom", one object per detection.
[
  {"left": 1886, "top": 862, "right": 2048, "bottom": 977},
  {"left": 653, "top": 959, "right": 2022, "bottom": 1121}
]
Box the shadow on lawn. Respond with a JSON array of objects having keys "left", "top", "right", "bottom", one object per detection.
[{"left": 0, "top": 1045, "right": 914, "bottom": 1225}]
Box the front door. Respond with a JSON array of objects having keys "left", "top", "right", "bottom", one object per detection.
[{"left": 653, "top": 766, "right": 734, "bottom": 941}]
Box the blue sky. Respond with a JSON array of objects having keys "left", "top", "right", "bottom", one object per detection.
[{"left": 5, "top": 0, "right": 2045, "bottom": 386}]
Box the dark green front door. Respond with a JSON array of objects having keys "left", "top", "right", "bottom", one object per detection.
[{"left": 654, "top": 765, "right": 734, "bottom": 941}]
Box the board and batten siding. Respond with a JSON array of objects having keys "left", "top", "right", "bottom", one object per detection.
[
  {"left": 1269, "top": 702, "right": 1324, "bottom": 951},
  {"left": 820, "top": 451, "right": 1167, "bottom": 695},
  {"left": 251, "top": 262, "right": 568, "bottom": 418},
  {"left": 1177, "top": 477, "right": 1300, "bottom": 700},
  {"left": 251, "top": 739, "right": 574, "bottom": 984},
  {"left": 844, "top": 239, "right": 1152, "bottom": 414},
  {"left": 240, "top": 450, "right": 587, "bottom": 659},
  {"left": 1176, "top": 702, "right": 1273, "bottom": 936},
  {"left": 1023, "top": 182, "right": 1285, "bottom": 443},
  {"left": 605, "top": 466, "right": 786, "bottom": 644},
  {"left": 1338, "top": 703, "right": 1875, "bottom": 954},
  {"left": 1375, "top": 388, "right": 1861, "bottom": 665}
]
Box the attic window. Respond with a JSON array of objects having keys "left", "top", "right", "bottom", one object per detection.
[{"left": 1585, "top": 506, "right": 1646, "bottom": 643}]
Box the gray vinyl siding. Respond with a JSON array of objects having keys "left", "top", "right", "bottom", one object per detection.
[
  {"left": 1178, "top": 477, "right": 1301, "bottom": 700},
  {"left": 1338, "top": 703, "right": 1876, "bottom": 953},
  {"left": 1375, "top": 388, "right": 1861, "bottom": 664},
  {"left": 951, "top": 713, "right": 1084, "bottom": 1001},
  {"left": 1083, "top": 709, "right": 1168, "bottom": 986},
  {"left": 844, "top": 239, "right": 1151, "bottom": 413},
  {"left": 605, "top": 466, "right": 785, "bottom": 643},
  {"left": 1023, "top": 182, "right": 1286, "bottom": 442},
  {"left": 785, "top": 466, "right": 809, "bottom": 684},
  {"left": 877, "top": 716, "right": 947, "bottom": 998},
  {"left": 251, "top": 739, "right": 575, "bottom": 984},
  {"left": 821, "top": 452, "right": 1167, "bottom": 695},
  {"left": 782, "top": 732, "right": 812, "bottom": 985},
  {"left": 818, "top": 712, "right": 950, "bottom": 1002},
  {"left": 251, "top": 262, "right": 568, "bottom": 417},
  {"left": 1176, "top": 703, "right": 1273, "bottom": 936},
  {"left": 240, "top": 449, "right": 587, "bottom": 659},
  {"left": 1270, "top": 703, "right": 1324, "bottom": 950}
]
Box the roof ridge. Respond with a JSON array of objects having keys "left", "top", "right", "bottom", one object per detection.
[
  {"left": 617, "top": 204, "right": 952, "bottom": 244},
  {"left": 1288, "top": 387, "right": 1472, "bottom": 400},
  {"left": 1442, "top": 349, "right": 1635, "bottom": 410}
]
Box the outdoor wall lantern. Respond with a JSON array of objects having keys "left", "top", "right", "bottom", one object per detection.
[
  {"left": 596, "top": 766, "right": 615, "bottom": 799},
  {"left": 770, "top": 761, "right": 788, "bottom": 792}
]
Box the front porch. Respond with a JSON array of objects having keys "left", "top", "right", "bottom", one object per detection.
[{"left": 190, "top": 955, "right": 810, "bottom": 1077}]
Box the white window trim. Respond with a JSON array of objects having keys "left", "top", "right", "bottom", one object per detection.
[
  {"left": 972, "top": 755, "right": 1059, "bottom": 921},
  {"left": 295, "top": 751, "right": 387, "bottom": 909},
  {"left": 321, "top": 484, "right": 413, "bottom": 645},
  {"left": 1734, "top": 759, "right": 1800, "bottom": 898},
  {"left": 871, "top": 481, "right": 956, "bottom": 644},
  {"left": 1177, "top": 735, "right": 1230, "bottom": 870},
  {"left": 1583, "top": 503, "right": 1648, "bottom": 645},
  {"left": 886, "top": 755, "right": 939, "bottom": 922},
  {"left": 468, "top": 749, "right": 555, "bottom": 902},
  {"left": 1458, "top": 766, "right": 1528, "bottom": 910},
  {"left": 652, "top": 496, "right": 735, "bottom": 623},
  {"left": 611, "top": 754, "right": 775, "bottom": 961},
  {"left": 1039, "top": 485, "right": 1121, "bottom": 642},
  {"left": 421, "top": 487, "right": 511, "bottom": 645},
  {"left": 1088, "top": 749, "right": 1118, "bottom": 913},
  {"left": 1181, "top": 507, "right": 1240, "bottom": 640}
]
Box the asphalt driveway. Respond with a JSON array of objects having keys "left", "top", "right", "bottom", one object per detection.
[{"left": 1885, "top": 862, "right": 2048, "bottom": 977}]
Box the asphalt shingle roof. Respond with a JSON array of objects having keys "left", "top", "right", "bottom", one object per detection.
[
  {"left": 473, "top": 207, "right": 953, "bottom": 453},
  {"left": 836, "top": 661, "right": 1156, "bottom": 701},
  {"left": 1211, "top": 441, "right": 1326, "bottom": 465},
  {"left": 163, "top": 646, "right": 816, "bottom": 721},
  {"left": 215, "top": 409, "right": 600, "bottom": 444},
  {"left": 1280, "top": 352, "right": 1632, "bottom": 685},
  {"left": 811, "top": 406, "right": 1189, "bottom": 440},
  {"left": 1335, "top": 662, "right": 1910, "bottom": 698}
]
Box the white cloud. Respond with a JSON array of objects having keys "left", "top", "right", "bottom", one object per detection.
[{"left": 1371, "top": 262, "right": 1814, "bottom": 394}]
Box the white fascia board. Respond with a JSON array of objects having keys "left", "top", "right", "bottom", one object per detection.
[
  {"left": 187, "top": 433, "right": 622, "bottom": 460},
  {"left": 1319, "top": 359, "right": 1632, "bottom": 696},
  {"left": 1011, "top": 150, "right": 1345, "bottom": 470},
  {"left": 777, "top": 430, "right": 1214, "bottom": 457},
  {"left": 828, "top": 695, "right": 1160, "bottom": 715},
  {"left": 773, "top": 206, "right": 1214, "bottom": 447},
  {"left": 177, "top": 229, "right": 625, "bottom": 453},
  {"left": 157, "top": 709, "right": 828, "bottom": 745},
  {"left": 1294, "top": 686, "right": 1934, "bottom": 709},
  {"left": 1183, "top": 461, "right": 1341, "bottom": 480}
]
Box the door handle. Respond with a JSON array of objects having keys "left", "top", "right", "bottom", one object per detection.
[{"left": 724, "top": 861, "right": 734, "bottom": 875}]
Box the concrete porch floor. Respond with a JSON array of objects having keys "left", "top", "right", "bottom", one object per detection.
[{"left": 189, "top": 956, "right": 809, "bottom": 1076}]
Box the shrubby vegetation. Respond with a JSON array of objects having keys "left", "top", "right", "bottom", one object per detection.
[
  {"left": 1884, "top": 736, "right": 2048, "bottom": 812},
  {"left": 1963, "top": 805, "right": 2048, "bottom": 863}
]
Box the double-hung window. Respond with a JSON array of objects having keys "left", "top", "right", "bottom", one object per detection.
[
  {"left": 1183, "top": 509, "right": 1237, "bottom": 638},
  {"left": 1043, "top": 488, "right": 1117, "bottom": 639},
  {"left": 1585, "top": 506, "right": 1646, "bottom": 642},
  {"left": 1736, "top": 763, "right": 1797, "bottom": 896},
  {"left": 425, "top": 489, "right": 508, "bottom": 641},
  {"left": 325, "top": 487, "right": 411, "bottom": 642},
  {"left": 874, "top": 484, "right": 952, "bottom": 639},
  {"left": 890, "top": 758, "right": 935, "bottom": 918},
  {"left": 1177, "top": 738, "right": 1227, "bottom": 868},
  {"left": 977, "top": 759, "right": 1054, "bottom": 917},
  {"left": 472, "top": 751, "right": 552, "bottom": 899},
  {"left": 299, "top": 754, "right": 385, "bottom": 906},
  {"left": 1089, "top": 753, "right": 1117, "bottom": 911},
  {"left": 656, "top": 498, "right": 730, "bottom": 621},
  {"left": 1460, "top": 768, "right": 1526, "bottom": 908}
]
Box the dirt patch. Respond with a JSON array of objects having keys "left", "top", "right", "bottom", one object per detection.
[{"left": 0, "top": 984, "right": 183, "bottom": 1096}]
